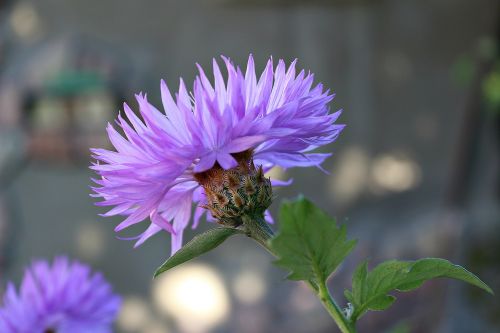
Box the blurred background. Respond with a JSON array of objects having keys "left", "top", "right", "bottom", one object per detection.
[{"left": 0, "top": 0, "right": 499, "bottom": 332}]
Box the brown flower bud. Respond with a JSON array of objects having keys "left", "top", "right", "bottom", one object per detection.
[{"left": 194, "top": 150, "right": 272, "bottom": 227}]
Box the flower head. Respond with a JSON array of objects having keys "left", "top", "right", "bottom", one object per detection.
[
  {"left": 91, "top": 55, "right": 344, "bottom": 254},
  {"left": 0, "top": 257, "right": 121, "bottom": 333}
]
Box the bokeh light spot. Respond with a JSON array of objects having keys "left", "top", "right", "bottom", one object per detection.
[
  {"left": 329, "top": 147, "right": 370, "bottom": 206},
  {"left": 9, "top": 3, "right": 42, "bottom": 41},
  {"left": 75, "top": 222, "right": 106, "bottom": 261},
  {"left": 370, "top": 153, "right": 421, "bottom": 192},
  {"left": 117, "top": 296, "right": 152, "bottom": 332},
  {"left": 152, "top": 264, "right": 230, "bottom": 333},
  {"left": 232, "top": 269, "right": 267, "bottom": 305}
]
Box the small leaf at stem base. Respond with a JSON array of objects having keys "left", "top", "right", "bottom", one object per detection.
[{"left": 154, "top": 227, "right": 243, "bottom": 278}]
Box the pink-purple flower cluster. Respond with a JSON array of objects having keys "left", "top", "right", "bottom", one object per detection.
[
  {"left": 0, "top": 257, "right": 121, "bottom": 333},
  {"left": 91, "top": 55, "right": 344, "bottom": 254}
]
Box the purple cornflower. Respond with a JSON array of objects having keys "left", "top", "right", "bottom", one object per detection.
[
  {"left": 91, "top": 55, "right": 344, "bottom": 254},
  {"left": 0, "top": 257, "right": 121, "bottom": 333}
]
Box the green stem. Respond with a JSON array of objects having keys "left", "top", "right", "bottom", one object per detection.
[
  {"left": 241, "top": 215, "right": 275, "bottom": 250},
  {"left": 317, "top": 280, "right": 356, "bottom": 333},
  {"left": 242, "top": 215, "right": 356, "bottom": 333}
]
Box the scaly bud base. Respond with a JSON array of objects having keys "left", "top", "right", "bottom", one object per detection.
[{"left": 194, "top": 150, "right": 273, "bottom": 228}]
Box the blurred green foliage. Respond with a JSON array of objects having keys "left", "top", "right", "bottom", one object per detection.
[
  {"left": 483, "top": 64, "right": 500, "bottom": 113},
  {"left": 451, "top": 55, "right": 476, "bottom": 86},
  {"left": 451, "top": 36, "right": 499, "bottom": 115}
]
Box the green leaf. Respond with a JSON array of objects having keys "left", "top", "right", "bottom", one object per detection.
[
  {"left": 270, "top": 196, "right": 357, "bottom": 282},
  {"left": 368, "top": 295, "right": 396, "bottom": 311},
  {"left": 346, "top": 258, "right": 493, "bottom": 321},
  {"left": 154, "top": 227, "right": 243, "bottom": 278}
]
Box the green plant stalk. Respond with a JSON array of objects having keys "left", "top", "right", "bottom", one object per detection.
[
  {"left": 241, "top": 215, "right": 275, "bottom": 250},
  {"left": 317, "top": 280, "right": 356, "bottom": 333},
  {"left": 241, "top": 215, "right": 356, "bottom": 333}
]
